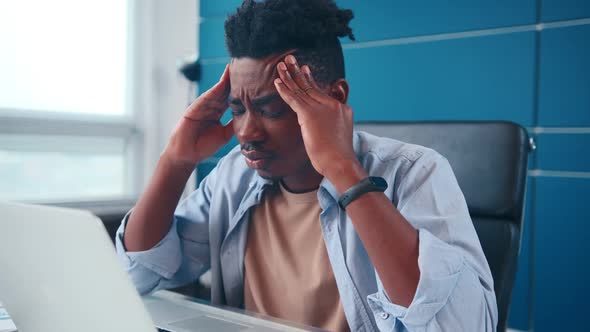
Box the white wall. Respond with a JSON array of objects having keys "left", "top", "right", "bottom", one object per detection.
[{"left": 134, "top": 0, "right": 199, "bottom": 193}]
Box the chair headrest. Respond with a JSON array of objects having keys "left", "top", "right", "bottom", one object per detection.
[{"left": 355, "top": 121, "right": 530, "bottom": 222}]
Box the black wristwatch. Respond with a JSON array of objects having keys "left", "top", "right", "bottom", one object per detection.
[{"left": 338, "top": 176, "right": 388, "bottom": 209}]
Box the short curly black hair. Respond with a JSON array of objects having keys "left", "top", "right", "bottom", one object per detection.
[{"left": 224, "top": 0, "right": 355, "bottom": 85}]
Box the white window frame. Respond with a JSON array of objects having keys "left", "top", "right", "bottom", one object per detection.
[{"left": 0, "top": 0, "right": 198, "bottom": 214}]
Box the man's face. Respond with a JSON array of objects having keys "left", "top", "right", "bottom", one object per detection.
[{"left": 229, "top": 55, "right": 313, "bottom": 182}]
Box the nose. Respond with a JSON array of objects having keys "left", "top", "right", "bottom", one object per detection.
[{"left": 235, "top": 110, "right": 266, "bottom": 145}]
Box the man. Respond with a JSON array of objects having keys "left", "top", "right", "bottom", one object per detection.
[{"left": 116, "top": 0, "right": 498, "bottom": 331}]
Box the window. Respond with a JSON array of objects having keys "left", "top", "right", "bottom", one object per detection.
[
  {"left": 0, "top": 0, "right": 137, "bottom": 203},
  {"left": 0, "top": 0, "right": 198, "bottom": 206}
]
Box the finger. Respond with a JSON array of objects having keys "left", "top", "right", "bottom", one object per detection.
[
  {"left": 300, "top": 65, "right": 327, "bottom": 102},
  {"left": 284, "top": 55, "right": 314, "bottom": 93},
  {"left": 185, "top": 65, "right": 230, "bottom": 119},
  {"left": 277, "top": 63, "right": 315, "bottom": 107},
  {"left": 277, "top": 61, "right": 303, "bottom": 94},
  {"left": 201, "top": 64, "right": 230, "bottom": 99},
  {"left": 301, "top": 65, "right": 320, "bottom": 90},
  {"left": 274, "top": 78, "right": 310, "bottom": 118},
  {"left": 277, "top": 60, "right": 319, "bottom": 106},
  {"left": 188, "top": 98, "right": 226, "bottom": 112},
  {"left": 185, "top": 98, "right": 228, "bottom": 121},
  {"left": 193, "top": 119, "right": 234, "bottom": 153}
]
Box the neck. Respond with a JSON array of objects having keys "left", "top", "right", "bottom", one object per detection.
[{"left": 280, "top": 163, "right": 323, "bottom": 193}]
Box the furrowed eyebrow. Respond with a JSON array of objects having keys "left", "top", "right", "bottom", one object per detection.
[
  {"left": 227, "top": 94, "right": 281, "bottom": 108},
  {"left": 251, "top": 94, "right": 280, "bottom": 107}
]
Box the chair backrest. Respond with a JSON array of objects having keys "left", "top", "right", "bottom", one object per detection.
[{"left": 354, "top": 121, "right": 530, "bottom": 332}]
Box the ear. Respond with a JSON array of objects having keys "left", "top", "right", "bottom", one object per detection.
[{"left": 328, "top": 79, "right": 350, "bottom": 104}]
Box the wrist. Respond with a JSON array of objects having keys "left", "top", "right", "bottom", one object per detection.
[
  {"left": 161, "top": 147, "right": 201, "bottom": 171},
  {"left": 159, "top": 152, "right": 197, "bottom": 179},
  {"left": 338, "top": 176, "right": 388, "bottom": 209},
  {"left": 324, "top": 159, "right": 368, "bottom": 194}
]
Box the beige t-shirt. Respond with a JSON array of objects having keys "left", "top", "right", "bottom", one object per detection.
[{"left": 244, "top": 182, "right": 350, "bottom": 332}]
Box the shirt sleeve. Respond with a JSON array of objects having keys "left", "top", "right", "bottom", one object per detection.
[
  {"left": 366, "top": 151, "right": 498, "bottom": 331},
  {"left": 115, "top": 165, "right": 219, "bottom": 295}
]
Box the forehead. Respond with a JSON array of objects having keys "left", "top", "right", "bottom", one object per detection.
[{"left": 229, "top": 53, "right": 290, "bottom": 97}]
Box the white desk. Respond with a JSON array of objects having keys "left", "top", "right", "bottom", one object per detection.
[
  {"left": 144, "top": 290, "right": 324, "bottom": 332},
  {"left": 0, "top": 292, "right": 323, "bottom": 332}
]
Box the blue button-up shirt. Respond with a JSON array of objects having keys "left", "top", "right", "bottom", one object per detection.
[{"left": 116, "top": 131, "right": 498, "bottom": 331}]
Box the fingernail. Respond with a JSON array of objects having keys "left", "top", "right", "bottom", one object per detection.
[
  {"left": 303, "top": 66, "right": 311, "bottom": 75},
  {"left": 274, "top": 78, "right": 282, "bottom": 84},
  {"left": 278, "top": 62, "right": 287, "bottom": 71},
  {"left": 286, "top": 55, "right": 296, "bottom": 64}
]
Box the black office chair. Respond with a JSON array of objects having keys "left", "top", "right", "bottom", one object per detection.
[{"left": 354, "top": 121, "right": 530, "bottom": 332}]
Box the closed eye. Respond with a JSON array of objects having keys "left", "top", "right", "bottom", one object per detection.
[
  {"left": 231, "top": 108, "right": 246, "bottom": 117},
  {"left": 260, "top": 109, "right": 285, "bottom": 118},
  {"left": 231, "top": 107, "right": 284, "bottom": 118}
]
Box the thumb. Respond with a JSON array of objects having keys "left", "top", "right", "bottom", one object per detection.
[{"left": 202, "top": 64, "right": 230, "bottom": 99}]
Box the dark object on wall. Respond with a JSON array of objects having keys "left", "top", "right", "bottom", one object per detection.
[
  {"left": 354, "top": 121, "right": 530, "bottom": 332},
  {"left": 179, "top": 58, "right": 201, "bottom": 82}
]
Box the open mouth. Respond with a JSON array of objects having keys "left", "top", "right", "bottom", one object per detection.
[{"left": 242, "top": 150, "right": 273, "bottom": 169}]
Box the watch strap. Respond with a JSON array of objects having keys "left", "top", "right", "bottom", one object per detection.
[{"left": 338, "top": 176, "right": 388, "bottom": 209}]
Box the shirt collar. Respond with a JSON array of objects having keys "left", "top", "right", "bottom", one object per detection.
[
  {"left": 250, "top": 131, "right": 363, "bottom": 208},
  {"left": 252, "top": 175, "right": 273, "bottom": 190}
]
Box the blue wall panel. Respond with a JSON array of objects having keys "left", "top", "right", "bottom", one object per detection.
[
  {"left": 199, "top": 0, "right": 538, "bottom": 58},
  {"left": 201, "top": 0, "right": 536, "bottom": 41},
  {"left": 200, "top": 0, "right": 242, "bottom": 17},
  {"left": 536, "top": 134, "right": 590, "bottom": 172},
  {"left": 199, "top": 18, "right": 228, "bottom": 59},
  {"left": 541, "top": 0, "right": 590, "bottom": 22},
  {"left": 337, "top": 0, "right": 535, "bottom": 42},
  {"left": 344, "top": 32, "right": 536, "bottom": 125},
  {"left": 533, "top": 177, "right": 590, "bottom": 331},
  {"left": 538, "top": 25, "right": 590, "bottom": 126}
]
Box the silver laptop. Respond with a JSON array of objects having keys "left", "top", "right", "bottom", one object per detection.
[{"left": 0, "top": 201, "right": 315, "bottom": 332}]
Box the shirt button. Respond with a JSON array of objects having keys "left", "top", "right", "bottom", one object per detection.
[{"left": 380, "top": 312, "right": 390, "bottom": 320}]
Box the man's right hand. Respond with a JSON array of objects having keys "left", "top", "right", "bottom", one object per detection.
[
  {"left": 163, "top": 64, "right": 234, "bottom": 170},
  {"left": 124, "top": 65, "right": 233, "bottom": 252}
]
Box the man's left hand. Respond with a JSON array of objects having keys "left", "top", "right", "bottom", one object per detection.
[{"left": 274, "top": 55, "right": 360, "bottom": 180}]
